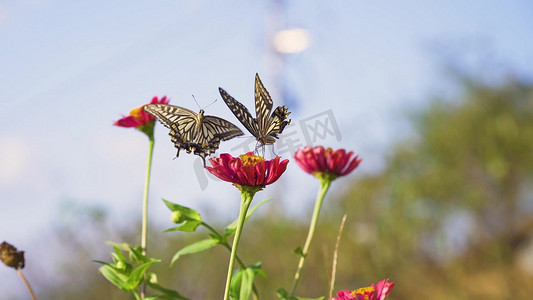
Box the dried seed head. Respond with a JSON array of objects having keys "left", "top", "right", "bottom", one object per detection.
[{"left": 1, "top": 241, "right": 25, "bottom": 269}]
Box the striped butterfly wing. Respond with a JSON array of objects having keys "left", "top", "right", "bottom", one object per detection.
[
  {"left": 143, "top": 104, "right": 199, "bottom": 146},
  {"left": 265, "top": 105, "right": 291, "bottom": 140},
  {"left": 143, "top": 104, "right": 243, "bottom": 165},
  {"left": 218, "top": 87, "right": 259, "bottom": 139},
  {"left": 254, "top": 73, "right": 274, "bottom": 135},
  {"left": 191, "top": 115, "right": 244, "bottom": 161},
  {"left": 201, "top": 115, "right": 245, "bottom": 141},
  {"left": 254, "top": 73, "right": 291, "bottom": 144}
]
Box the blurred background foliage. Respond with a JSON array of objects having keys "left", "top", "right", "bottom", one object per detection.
[{"left": 14, "top": 75, "right": 533, "bottom": 299}]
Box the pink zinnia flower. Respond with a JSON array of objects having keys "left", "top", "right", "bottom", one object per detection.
[
  {"left": 205, "top": 152, "right": 289, "bottom": 193},
  {"left": 294, "top": 146, "right": 361, "bottom": 181},
  {"left": 114, "top": 96, "right": 169, "bottom": 136},
  {"left": 331, "top": 279, "right": 394, "bottom": 300}
]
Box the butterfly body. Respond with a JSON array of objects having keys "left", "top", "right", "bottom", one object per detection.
[
  {"left": 219, "top": 73, "right": 291, "bottom": 149},
  {"left": 143, "top": 104, "right": 244, "bottom": 165}
]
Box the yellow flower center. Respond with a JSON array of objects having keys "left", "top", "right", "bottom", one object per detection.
[
  {"left": 351, "top": 286, "right": 375, "bottom": 300},
  {"left": 129, "top": 106, "right": 144, "bottom": 120},
  {"left": 325, "top": 147, "right": 334, "bottom": 157},
  {"left": 239, "top": 154, "right": 264, "bottom": 166}
]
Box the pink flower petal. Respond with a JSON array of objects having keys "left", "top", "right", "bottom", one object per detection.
[
  {"left": 264, "top": 157, "right": 278, "bottom": 183},
  {"left": 340, "top": 155, "right": 362, "bottom": 176},
  {"left": 114, "top": 115, "right": 143, "bottom": 128},
  {"left": 255, "top": 161, "right": 266, "bottom": 186},
  {"left": 294, "top": 148, "right": 313, "bottom": 174},
  {"left": 270, "top": 158, "right": 289, "bottom": 184},
  {"left": 115, "top": 95, "right": 169, "bottom": 129},
  {"left": 333, "top": 290, "right": 356, "bottom": 300},
  {"left": 294, "top": 146, "right": 362, "bottom": 179},
  {"left": 204, "top": 153, "right": 288, "bottom": 189},
  {"left": 337, "top": 150, "right": 351, "bottom": 173},
  {"left": 374, "top": 279, "right": 394, "bottom": 300},
  {"left": 313, "top": 146, "right": 327, "bottom": 171}
]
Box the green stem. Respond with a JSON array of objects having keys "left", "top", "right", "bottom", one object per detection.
[
  {"left": 289, "top": 178, "right": 331, "bottom": 296},
  {"left": 202, "top": 222, "right": 260, "bottom": 300},
  {"left": 201, "top": 222, "right": 249, "bottom": 269},
  {"left": 141, "top": 137, "right": 155, "bottom": 298},
  {"left": 223, "top": 190, "right": 254, "bottom": 300}
]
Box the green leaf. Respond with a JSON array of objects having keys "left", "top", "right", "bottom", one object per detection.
[
  {"left": 170, "top": 238, "right": 220, "bottom": 267},
  {"left": 98, "top": 264, "right": 129, "bottom": 290},
  {"left": 277, "top": 288, "right": 289, "bottom": 300},
  {"left": 239, "top": 268, "right": 255, "bottom": 300},
  {"left": 246, "top": 262, "right": 266, "bottom": 278},
  {"left": 133, "top": 291, "right": 142, "bottom": 300},
  {"left": 123, "top": 261, "right": 158, "bottom": 290},
  {"left": 176, "top": 220, "right": 202, "bottom": 232},
  {"left": 293, "top": 246, "right": 306, "bottom": 257},
  {"left": 146, "top": 273, "right": 189, "bottom": 300},
  {"left": 224, "top": 198, "right": 272, "bottom": 237},
  {"left": 229, "top": 263, "right": 265, "bottom": 300},
  {"left": 163, "top": 199, "right": 203, "bottom": 232},
  {"left": 109, "top": 244, "right": 128, "bottom": 262},
  {"left": 96, "top": 244, "right": 136, "bottom": 290},
  {"left": 98, "top": 241, "right": 165, "bottom": 296},
  {"left": 162, "top": 199, "right": 202, "bottom": 221},
  {"left": 164, "top": 221, "right": 203, "bottom": 232},
  {"left": 100, "top": 244, "right": 133, "bottom": 272},
  {"left": 229, "top": 268, "right": 255, "bottom": 300},
  {"left": 127, "top": 245, "right": 155, "bottom": 265},
  {"left": 107, "top": 241, "right": 132, "bottom": 252}
]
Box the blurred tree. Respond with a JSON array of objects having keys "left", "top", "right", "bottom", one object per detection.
[{"left": 334, "top": 77, "right": 533, "bottom": 299}]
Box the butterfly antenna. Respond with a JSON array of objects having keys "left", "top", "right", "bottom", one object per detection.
[
  {"left": 203, "top": 99, "right": 218, "bottom": 110},
  {"left": 191, "top": 95, "right": 202, "bottom": 110},
  {"left": 192, "top": 95, "right": 218, "bottom": 110}
]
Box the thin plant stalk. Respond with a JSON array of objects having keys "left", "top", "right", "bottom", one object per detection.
[
  {"left": 141, "top": 137, "right": 155, "bottom": 298},
  {"left": 328, "top": 214, "right": 347, "bottom": 299},
  {"left": 16, "top": 269, "right": 36, "bottom": 300},
  {"left": 289, "top": 178, "right": 331, "bottom": 296},
  {"left": 223, "top": 190, "right": 254, "bottom": 300},
  {"left": 202, "top": 222, "right": 260, "bottom": 300}
]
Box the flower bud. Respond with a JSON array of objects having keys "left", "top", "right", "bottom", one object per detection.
[
  {"left": 171, "top": 211, "right": 186, "bottom": 224},
  {"left": 116, "top": 260, "right": 126, "bottom": 270}
]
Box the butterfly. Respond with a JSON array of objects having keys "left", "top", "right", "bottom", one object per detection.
[
  {"left": 218, "top": 73, "right": 291, "bottom": 151},
  {"left": 143, "top": 104, "right": 244, "bottom": 166}
]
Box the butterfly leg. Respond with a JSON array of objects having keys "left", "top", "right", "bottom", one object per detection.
[
  {"left": 271, "top": 145, "right": 278, "bottom": 157},
  {"left": 253, "top": 142, "right": 266, "bottom": 157}
]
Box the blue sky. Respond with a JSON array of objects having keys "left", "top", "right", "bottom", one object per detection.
[{"left": 1, "top": 0, "right": 533, "bottom": 296}]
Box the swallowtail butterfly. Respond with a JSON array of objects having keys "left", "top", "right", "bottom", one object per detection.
[
  {"left": 143, "top": 104, "right": 244, "bottom": 166},
  {"left": 218, "top": 73, "right": 291, "bottom": 150}
]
